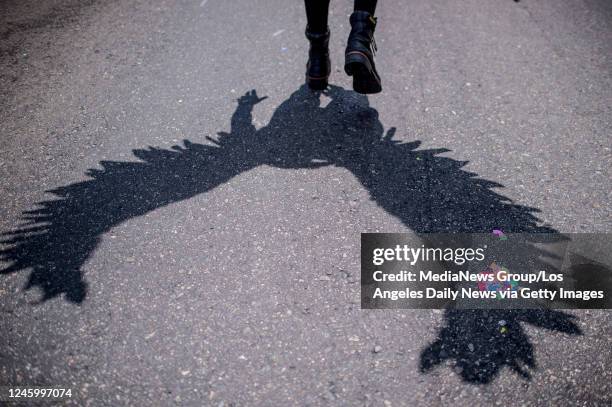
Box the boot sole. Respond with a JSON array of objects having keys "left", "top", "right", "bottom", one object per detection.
[
  {"left": 344, "top": 51, "right": 382, "bottom": 94},
  {"left": 306, "top": 75, "right": 329, "bottom": 91}
]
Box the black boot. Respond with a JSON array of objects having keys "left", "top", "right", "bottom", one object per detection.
[
  {"left": 305, "top": 27, "right": 331, "bottom": 90},
  {"left": 344, "top": 11, "right": 381, "bottom": 94}
]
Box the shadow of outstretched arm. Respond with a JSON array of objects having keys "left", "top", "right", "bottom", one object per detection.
[
  {"left": 0, "top": 90, "right": 267, "bottom": 303},
  {"left": 259, "top": 85, "right": 582, "bottom": 385}
]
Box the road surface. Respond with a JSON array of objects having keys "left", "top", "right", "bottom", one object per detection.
[{"left": 1, "top": 0, "right": 611, "bottom": 405}]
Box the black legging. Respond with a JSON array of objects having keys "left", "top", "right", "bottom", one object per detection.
[{"left": 305, "top": 0, "right": 378, "bottom": 33}]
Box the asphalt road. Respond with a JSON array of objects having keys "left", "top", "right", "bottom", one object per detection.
[{"left": 1, "top": 0, "right": 611, "bottom": 405}]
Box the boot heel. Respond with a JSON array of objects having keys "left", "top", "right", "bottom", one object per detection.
[
  {"left": 344, "top": 51, "right": 381, "bottom": 94},
  {"left": 306, "top": 75, "right": 328, "bottom": 90},
  {"left": 344, "top": 51, "right": 372, "bottom": 76}
]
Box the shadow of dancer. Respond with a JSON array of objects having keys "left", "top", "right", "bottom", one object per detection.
[{"left": 0, "top": 84, "right": 580, "bottom": 383}]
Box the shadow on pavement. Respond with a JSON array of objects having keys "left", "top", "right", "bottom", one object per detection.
[
  {"left": 0, "top": 84, "right": 581, "bottom": 383},
  {"left": 420, "top": 308, "right": 580, "bottom": 383}
]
